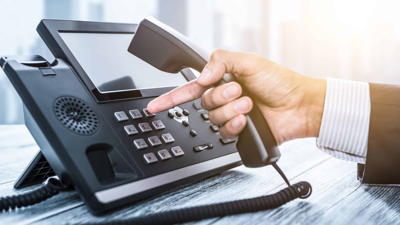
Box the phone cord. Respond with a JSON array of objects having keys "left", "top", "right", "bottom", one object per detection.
[
  {"left": 0, "top": 163, "right": 312, "bottom": 225},
  {"left": 0, "top": 177, "right": 69, "bottom": 211},
  {"left": 83, "top": 163, "right": 312, "bottom": 225}
]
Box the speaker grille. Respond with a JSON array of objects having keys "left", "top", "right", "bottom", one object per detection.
[{"left": 54, "top": 96, "right": 99, "bottom": 135}]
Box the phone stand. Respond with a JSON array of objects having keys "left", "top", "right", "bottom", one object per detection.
[{"left": 14, "top": 151, "right": 55, "bottom": 189}]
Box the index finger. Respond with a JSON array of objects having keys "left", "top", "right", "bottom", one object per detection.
[{"left": 147, "top": 79, "right": 208, "bottom": 113}]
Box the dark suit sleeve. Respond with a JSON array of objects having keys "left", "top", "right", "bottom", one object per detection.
[{"left": 358, "top": 83, "right": 400, "bottom": 184}]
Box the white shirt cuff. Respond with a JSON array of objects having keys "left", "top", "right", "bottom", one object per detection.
[{"left": 316, "top": 78, "right": 371, "bottom": 163}]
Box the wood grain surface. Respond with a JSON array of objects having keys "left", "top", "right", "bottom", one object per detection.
[{"left": 0, "top": 125, "right": 399, "bottom": 225}]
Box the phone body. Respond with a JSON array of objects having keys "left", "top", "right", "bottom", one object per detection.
[{"left": 1, "top": 20, "right": 242, "bottom": 214}]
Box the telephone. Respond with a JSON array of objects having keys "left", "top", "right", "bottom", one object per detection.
[{"left": 0, "top": 18, "right": 311, "bottom": 223}]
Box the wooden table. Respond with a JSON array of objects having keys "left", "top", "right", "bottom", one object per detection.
[{"left": 0, "top": 125, "right": 399, "bottom": 225}]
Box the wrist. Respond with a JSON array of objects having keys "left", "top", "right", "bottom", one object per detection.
[{"left": 303, "top": 77, "right": 326, "bottom": 138}]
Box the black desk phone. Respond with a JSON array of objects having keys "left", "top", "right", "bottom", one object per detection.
[{"left": 0, "top": 18, "right": 311, "bottom": 223}]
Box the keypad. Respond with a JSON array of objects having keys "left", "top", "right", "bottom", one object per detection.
[
  {"left": 158, "top": 149, "right": 172, "bottom": 160},
  {"left": 171, "top": 146, "right": 184, "bottom": 157},
  {"left": 134, "top": 138, "right": 148, "bottom": 150},
  {"left": 152, "top": 120, "right": 166, "bottom": 130},
  {"left": 138, "top": 122, "right": 152, "bottom": 133},
  {"left": 114, "top": 111, "right": 129, "bottom": 122},
  {"left": 129, "top": 109, "right": 143, "bottom": 119},
  {"left": 143, "top": 153, "right": 158, "bottom": 164},
  {"left": 161, "top": 133, "right": 175, "bottom": 143},
  {"left": 124, "top": 125, "right": 138, "bottom": 135},
  {"left": 148, "top": 136, "right": 162, "bottom": 147},
  {"left": 143, "top": 108, "right": 155, "bottom": 117}
]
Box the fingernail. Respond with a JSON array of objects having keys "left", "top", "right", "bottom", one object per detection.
[
  {"left": 234, "top": 98, "right": 250, "bottom": 113},
  {"left": 223, "top": 84, "right": 239, "bottom": 99},
  {"left": 232, "top": 116, "right": 243, "bottom": 128},
  {"left": 198, "top": 68, "right": 212, "bottom": 82}
]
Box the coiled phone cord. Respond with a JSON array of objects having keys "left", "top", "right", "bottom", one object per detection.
[
  {"left": 0, "top": 177, "right": 69, "bottom": 211},
  {"left": 0, "top": 163, "right": 312, "bottom": 225},
  {"left": 84, "top": 163, "right": 312, "bottom": 225}
]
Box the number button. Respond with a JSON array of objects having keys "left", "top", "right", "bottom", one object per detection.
[
  {"left": 157, "top": 149, "right": 172, "bottom": 160},
  {"left": 148, "top": 136, "right": 162, "bottom": 147},
  {"left": 134, "top": 138, "right": 148, "bottom": 150},
  {"left": 124, "top": 125, "right": 138, "bottom": 135},
  {"left": 161, "top": 133, "right": 175, "bottom": 143},
  {"left": 143, "top": 153, "right": 158, "bottom": 164},
  {"left": 114, "top": 111, "right": 129, "bottom": 122},
  {"left": 143, "top": 108, "right": 156, "bottom": 117},
  {"left": 152, "top": 120, "right": 166, "bottom": 130},
  {"left": 129, "top": 109, "right": 143, "bottom": 119},
  {"left": 138, "top": 122, "right": 152, "bottom": 133},
  {"left": 171, "top": 146, "right": 184, "bottom": 157}
]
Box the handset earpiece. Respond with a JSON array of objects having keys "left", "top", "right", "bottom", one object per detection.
[{"left": 128, "top": 17, "right": 280, "bottom": 167}]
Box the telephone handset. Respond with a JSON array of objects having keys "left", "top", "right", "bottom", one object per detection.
[{"left": 128, "top": 17, "right": 280, "bottom": 167}]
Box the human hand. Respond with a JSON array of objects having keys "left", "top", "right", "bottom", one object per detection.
[{"left": 147, "top": 49, "right": 326, "bottom": 144}]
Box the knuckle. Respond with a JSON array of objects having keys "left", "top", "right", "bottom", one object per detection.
[{"left": 211, "top": 49, "right": 225, "bottom": 60}]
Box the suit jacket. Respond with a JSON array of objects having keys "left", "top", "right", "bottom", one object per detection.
[{"left": 358, "top": 83, "right": 400, "bottom": 184}]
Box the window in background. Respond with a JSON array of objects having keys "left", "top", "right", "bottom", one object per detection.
[{"left": 1, "top": 0, "right": 400, "bottom": 124}]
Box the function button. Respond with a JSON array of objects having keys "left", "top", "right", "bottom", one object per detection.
[
  {"left": 129, "top": 109, "right": 143, "bottom": 119},
  {"left": 134, "top": 138, "right": 148, "bottom": 150},
  {"left": 152, "top": 120, "right": 166, "bottom": 130},
  {"left": 124, "top": 125, "right": 139, "bottom": 135},
  {"left": 182, "top": 109, "right": 190, "bottom": 116},
  {"left": 143, "top": 153, "right": 158, "bottom": 164},
  {"left": 138, "top": 122, "right": 152, "bottom": 133},
  {"left": 189, "top": 129, "right": 198, "bottom": 137},
  {"left": 143, "top": 108, "right": 156, "bottom": 117},
  {"left": 175, "top": 111, "right": 182, "bottom": 117},
  {"left": 210, "top": 124, "right": 219, "bottom": 132},
  {"left": 167, "top": 111, "right": 175, "bottom": 118},
  {"left": 192, "top": 100, "right": 202, "bottom": 110},
  {"left": 157, "top": 149, "right": 172, "bottom": 160},
  {"left": 220, "top": 138, "right": 236, "bottom": 145},
  {"left": 171, "top": 146, "right": 184, "bottom": 157},
  {"left": 148, "top": 136, "right": 162, "bottom": 147},
  {"left": 193, "top": 143, "right": 213, "bottom": 152},
  {"left": 201, "top": 112, "right": 209, "bottom": 120},
  {"left": 114, "top": 111, "right": 129, "bottom": 122},
  {"left": 161, "top": 133, "right": 175, "bottom": 143},
  {"left": 182, "top": 120, "right": 189, "bottom": 127}
]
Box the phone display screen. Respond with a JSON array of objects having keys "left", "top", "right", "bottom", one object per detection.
[{"left": 59, "top": 32, "right": 187, "bottom": 93}]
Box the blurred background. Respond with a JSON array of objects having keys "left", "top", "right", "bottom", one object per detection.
[{"left": 1, "top": 0, "right": 400, "bottom": 124}]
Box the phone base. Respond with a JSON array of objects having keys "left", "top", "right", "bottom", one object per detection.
[{"left": 14, "top": 151, "right": 56, "bottom": 189}]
